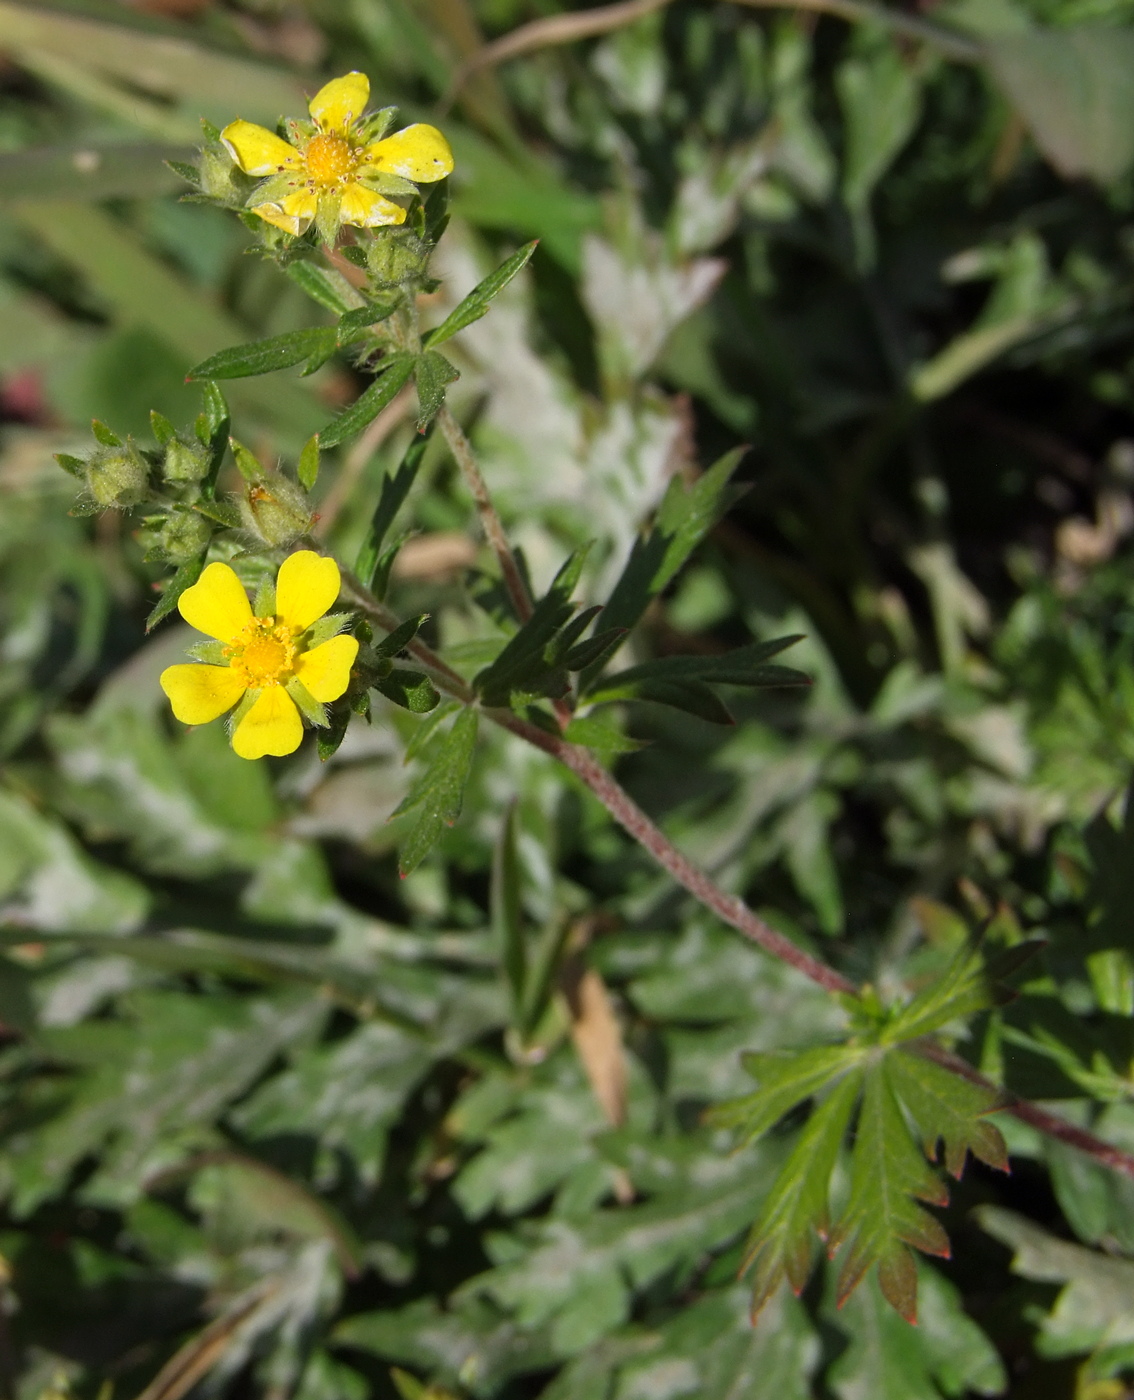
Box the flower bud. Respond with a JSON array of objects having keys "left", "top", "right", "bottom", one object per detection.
[
  {"left": 163, "top": 435, "right": 211, "bottom": 485},
  {"left": 239, "top": 474, "right": 313, "bottom": 548},
  {"left": 86, "top": 442, "right": 149, "bottom": 508},
  {"left": 366, "top": 227, "right": 430, "bottom": 289},
  {"left": 160, "top": 511, "right": 212, "bottom": 563}
]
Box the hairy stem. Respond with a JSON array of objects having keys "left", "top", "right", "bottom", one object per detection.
[{"left": 436, "top": 405, "right": 533, "bottom": 622}]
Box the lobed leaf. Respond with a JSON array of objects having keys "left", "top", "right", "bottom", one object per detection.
[
  {"left": 393, "top": 708, "right": 479, "bottom": 876},
  {"left": 356, "top": 433, "right": 431, "bottom": 590},
  {"left": 414, "top": 349, "right": 460, "bottom": 429},
  {"left": 886, "top": 1051, "right": 1008, "bottom": 1178},
  {"left": 709, "top": 1043, "right": 862, "bottom": 1145}
]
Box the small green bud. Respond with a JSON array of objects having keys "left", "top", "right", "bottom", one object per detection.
[
  {"left": 159, "top": 511, "right": 212, "bottom": 563},
  {"left": 366, "top": 227, "right": 430, "bottom": 289},
  {"left": 86, "top": 441, "right": 149, "bottom": 507},
  {"left": 238, "top": 474, "right": 313, "bottom": 548},
  {"left": 163, "top": 435, "right": 211, "bottom": 484}
]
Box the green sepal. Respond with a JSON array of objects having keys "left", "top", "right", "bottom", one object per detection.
[
  {"left": 303, "top": 613, "right": 352, "bottom": 648},
  {"left": 286, "top": 678, "right": 329, "bottom": 728},
  {"left": 186, "top": 640, "right": 228, "bottom": 664},
  {"left": 146, "top": 553, "right": 206, "bottom": 633},
  {"left": 54, "top": 453, "right": 85, "bottom": 478},
  {"left": 166, "top": 158, "right": 202, "bottom": 188},
  {"left": 315, "top": 191, "right": 343, "bottom": 248},
  {"left": 227, "top": 689, "right": 259, "bottom": 732},
  {"left": 375, "top": 669, "right": 440, "bottom": 714},
  {"left": 253, "top": 579, "right": 276, "bottom": 618},
  {"left": 357, "top": 171, "right": 419, "bottom": 200},
  {"left": 286, "top": 260, "right": 358, "bottom": 315},
  {"left": 91, "top": 419, "right": 121, "bottom": 447},
  {"left": 358, "top": 106, "right": 398, "bottom": 143},
  {"left": 149, "top": 410, "right": 176, "bottom": 446},
  {"left": 230, "top": 438, "right": 263, "bottom": 483},
  {"left": 194, "top": 501, "right": 242, "bottom": 529},
  {"left": 297, "top": 435, "right": 320, "bottom": 491}
]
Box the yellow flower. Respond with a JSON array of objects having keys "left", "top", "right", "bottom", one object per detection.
[
  {"left": 160, "top": 551, "right": 359, "bottom": 760},
  {"left": 220, "top": 71, "right": 454, "bottom": 237}
]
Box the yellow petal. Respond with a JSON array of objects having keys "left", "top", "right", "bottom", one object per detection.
[
  {"left": 362, "top": 124, "right": 454, "bottom": 183},
  {"left": 252, "top": 188, "right": 318, "bottom": 235},
  {"left": 295, "top": 634, "right": 359, "bottom": 702},
  {"left": 232, "top": 686, "right": 303, "bottom": 760},
  {"left": 275, "top": 550, "right": 341, "bottom": 633},
  {"left": 309, "top": 71, "right": 370, "bottom": 135},
  {"left": 160, "top": 664, "right": 246, "bottom": 725},
  {"left": 220, "top": 119, "right": 301, "bottom": 177},
  {"left": 178, "top": 562, "right": 253, "bottom": 642},
  {"left": 341, "top": 181, "right": 406, "bottom": 228}
]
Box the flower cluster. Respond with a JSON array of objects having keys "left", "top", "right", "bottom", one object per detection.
[
  {"left": 220, "top": 71, "right": 453, "bottom": 242},
  {"left": 160, "top": 551, "right": 358, "bottom": 760}
]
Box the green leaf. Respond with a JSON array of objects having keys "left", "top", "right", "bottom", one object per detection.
[
  {"left": 708, "top": 1044, "right": 862, "bottom": 1145},
  {"left": 54, "top": 452, "right": 85, "bottom": 478},
  {"left": 375, "top": 669, "right": 439, "bottom": 714},
  {"left": 197, "top": 381, "right": 231, "bottom": 500},
  {"left": 414, "top": 349, "right": 460, "bottom": 428},
  {"left": 146, "top": 552, "right": 205, "bottom": 632},
  {"left": 336, "top": 299, "right": 400, "bottom": 342},
  {"left": 286, "top": 260, "right": 361, "bottom": 315},
  {"left": 356, "top": 433, "right": 431, "bottom": 588},
  {"left": 584, "top": 447, "right": 747, "bottom": 687},
  {"left": 372, "top": 615, "right": 428, "bottom": 659},
  {"left": 985, "top": 27, "right": 1134, "bottom": 185},
  {"left": 743, "top": 1071, "right": 862, "bottom": 1317},
  {"left": 883, "top": 945, "right": 995, "bottom": 1044},
  {"left": 297, "top": 434, "right": 320, "bottom": 491},
  {"left": 319, "top": 354, "right": 416, "bottom": 451},
  {"left": 229, "top": 437, "right": 262, "bottom": 483},
  {"left": 828, "top": 1059, "right": 950, "bottom": 1323},
  {"left": 187, "top": 328, "right": 338, "bottom": 382},
  {"left": 394, "top": 708, "right": 479, "bottom": 876},
  {"left": 593, "top": 637, "right": 807, "bottom": 693},
  {"left": 886, "top": 1051, "right": 1009, "bottom": 1178},
  {"left": 193, "top": 500, "right": 241, "bottom": 529},
  {"left": 423, "top": 240, "right": 538, "bottom": 348},
  {"left": 559, "top": 628, "right": 627, "bottom": 674},
  {"left": 149, "top": 409, "right": 176, "bottom": 446},
  {"left": 492, "top": 803, "right": 525, "bottom": 1017},
  {"left": 562, "top": 715, "right": 646, "bottom": 755},
  {"left": 475, "top": 549, "right": 589, "bottom": 707},
  {"left": 597, "top": 676, "right": 737, "bottom": 725}
]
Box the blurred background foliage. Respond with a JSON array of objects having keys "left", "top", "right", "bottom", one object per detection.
[{"left": 3, "top": 0, "right": 1134, "bottom": 1397}]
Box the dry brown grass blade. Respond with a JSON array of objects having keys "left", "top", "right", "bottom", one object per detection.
[{"left": 132, "top": 1281, "right": 281, "bottom": 1400}]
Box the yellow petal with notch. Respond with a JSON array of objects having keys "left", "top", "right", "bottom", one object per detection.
[
  {"left": 178, "top": 562, "right": 253, "bottom": 642},
  {"left": 362, "top": 124, "right": 454, "bottom": 183},
  {"left": 252, "top": 189, "right": 318, "bottom": 235},
  {"left": 295, "top": 635, "right": 359, "bottom": 702},
  {"left": 160, "top": 664, "right": 246, "bottom": 725},
  {"left": 341, "top": 182, "right": 406, "bottom": 228},
  {"left": 220, "top": 119, "right": 301, "bottom": 177},
  {"left": 232, "top": 686, "right": 304, "bottom": 760},
  {"left": 309, "top": 71, "right": 370, "bottom": 134},
  {"left": 276, "top": 550, "right": 341, "bottom": 634}
]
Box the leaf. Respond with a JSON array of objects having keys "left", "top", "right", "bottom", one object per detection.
[
  {"left": 826, "top": 1265, "right": 1007, "bottom": 1400},
  {"left": 91, "top": 418, "right": 121, "bottom": 446},
  {"left": 393, "top": 708, "right": 479, "bottom": 877},
  {"left": 886, "top": 1051, "right": 1009, "bottom": 1178},
  {"left": 562, "top": 715, "right": 646, "bottom": 755},
  {"left": 336, "top": 299, "right": 400, "bottom": 342},
  {"left": 297, "top": 434, "right": 320, "bottom": 491},
  {"left": 145, "top": 552, "right": 205, "bottom": 632},
  {"left": 985, "top": 27, "right": 1134, "bottom": 184},
  {"left": 373, "top": 615, "right": 428, "bottom": 660},
  {"left": 286, "top": 261, "right": 362, "bottom": 316},
  {"left": 414, "top": 350, "right": 460, "bottom": 429},
  {"left": 883, "top": 945, "right": 995, "bottom": 1044},
  {"left": 593, "top": 637, "right": 807, "bottom": 692},
  {"left": 601, "top": 676, "right": 736, "bottom": 725},
  {"left": 197, "top": 380, "right": 232, "bottom": 500},
  {"left": 229, "top": 437, "right": 262, "bottom": 483},
  {"left": 828, "top": 1059, "right": 951, "bottom": 1323},
  {"left": 423, "top": 240, "right": 538, "bottom": 348},
  {"left": 585, "top": 448, "right": 748, "bottom": 684},
  {"left": 708, "top": 1044, "right": 862, "bottom": 1145},
  {"left": 474, "top": 549, "right": 589, "bottom": 708},
  {"left": 837, "top": 32, "right": 922, "bottom": 214},
  {"left": 319, "top": 354, "right": 416, "bottom": 451},
  {"left": 375, "top": 669, "right": 440, "bottom": 714},
  {"left": 356, "top": 433, "right": 431, "bottom": 588},
  {"left": 742, "top": 1071, "right": 862, "bottom": 1316},
  {"left": 187, "top": 328, "right": 338, "bottom": 382}
]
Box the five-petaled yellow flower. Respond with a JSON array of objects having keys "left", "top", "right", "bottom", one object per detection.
[
  {"left": 221, "top": 70, "right": 453, "bottom": 236},
  {"left": 160, "top": 551, "right": 358, "bottom": 761}
]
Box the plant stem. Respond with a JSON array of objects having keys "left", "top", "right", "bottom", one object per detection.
[{"left": 436, "top": 405, "right": 533, "bottom": 622}]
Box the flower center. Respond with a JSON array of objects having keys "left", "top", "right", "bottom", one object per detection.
[
  {"left": 304, "top": 133, "right": 357, "bottom": 187},
  {"left": 225, "top": 617, "right": 297, "bottom": 689}
]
